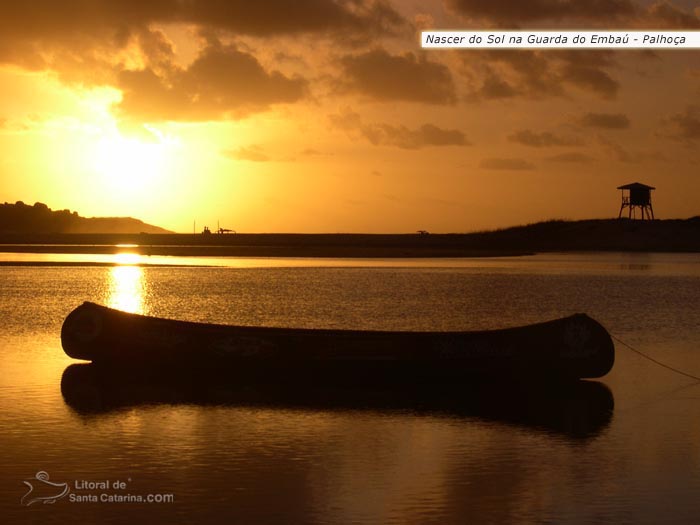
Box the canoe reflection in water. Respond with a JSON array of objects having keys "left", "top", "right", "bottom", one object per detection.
[{"left": 61, "top": 363, "right": 614, "bottom": 440}]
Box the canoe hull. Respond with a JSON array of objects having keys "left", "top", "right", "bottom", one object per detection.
[{"left": 61, "top": 302, "right": 615, "bottom": 380}]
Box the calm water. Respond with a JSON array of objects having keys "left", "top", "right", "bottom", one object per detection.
[{"left": 2, "top": 253, "right": 699, "bottom": 523}]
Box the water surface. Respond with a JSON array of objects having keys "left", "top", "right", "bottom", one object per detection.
[{"left": 1, "top": 253, "right": 699, "bottom": 523}]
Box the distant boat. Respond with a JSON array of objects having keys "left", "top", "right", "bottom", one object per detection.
[{"left": 61, "top": 302, "right": 615, "bottom": 381}]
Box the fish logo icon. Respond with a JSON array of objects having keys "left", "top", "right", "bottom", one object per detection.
[{"left": 21, "top": 471, "right": 70, "bottom": 506}]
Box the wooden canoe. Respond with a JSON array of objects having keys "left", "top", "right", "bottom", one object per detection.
[{"left": 61, "top": 302, "right": 615, "bottom": 381}]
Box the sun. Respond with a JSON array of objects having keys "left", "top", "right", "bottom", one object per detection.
[{"left": 92, "top": 127, "right": 176, "bottom": 195}]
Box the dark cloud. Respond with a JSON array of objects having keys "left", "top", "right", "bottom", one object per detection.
[
  {"left": 329, "top": 109, "right": 469, "bottom": 149},
  {"left": 580, "top": 112, "right": 630, "bottom": 129},
  {"left": 474, "top": 51, "right": 561, "bottom": 99},
  {"left": 222, "top": 145, "right": 269, "bottom": 162},
  {"left": 176, "top": 0, "right": 406, "bottom": 36},
  {"left": 340, "top": 49, "right": 457, "bottom": 104},
  {"left": 643, "top": 1, "right": 700, "bottom": 29},
  {"left": 0, "top": 1, "right": 404, "bottom": 46},
  {"left": 479, "top": 158, "right": 535, "bottom": 170},
  {"left": 414, "top": 13, "right": 436, "bottom": 31},
  {"left": 116, "top": 42, "right": 307, "bottom": 121},
  {"left": 508, "top": 130, "right": 583, "bottom": 147},
  {"left": 448, "top": 0, "right": 636, "bottom": 25},
  {"left": 476, "top": 71, "right": 519, "bottom": 99},
  {"left": 135, "top": 27, "right": 176, "bottom": 71},
  {"left": 448, "top": 0, "right": 700, "bottom": 30},
  {"left": 467, "top": 50, "right": 618, "bottom": 101},
  {"left": 367, "top": 123, "right": 468, "bottom": 149},
  {"left": 0, "top": 1, "right": 405, "bottom": 93},
  {"left": 550, "top": 51, "right": 619, "bottom": 99},
  {"left": 545, "top": 152, "right": 595, "bottom": 163},
  {"left": 659, "top": 106, "right": 700, "bottom": 142},
  {"left": 560, "top": 64, "right": 618, "bottom": 99}
]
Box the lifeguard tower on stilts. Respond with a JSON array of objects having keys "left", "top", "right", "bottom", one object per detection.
[{"left": 617, "top": 182, "right": 655, "bottom": 220}]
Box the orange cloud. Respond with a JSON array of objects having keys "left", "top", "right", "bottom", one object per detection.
[
  {"left": 643, "top": 1, "right": 700, "bottom": 28},
  {"left": 465, "top": 50, "right": 619, "bottom": 101},
  {"left": 580, "top": 113, "right": 631, "bottom": 129},
  {"left": 0, "top": 1, "right": 404, "bottom": 105},
  {"left": 223, "top": 145, "right": 270, "bottom": 162},
  {"left": 339, "top": 49, "right": 457, "bottom": 104},
  {"left": 330, "top": 109, "right": 469, "bottom": 149},
  {"left": 447, "top": 0, "right": 636, "bottom": 25},
  {"left": 508, "top": 130, "right": 583, "bottom": 147},
  {"left": 659, "top": 106, "right": 700, "bottom": 143},
  {"left": 116, "top": 42, "right": 307, "bottom": 122}
]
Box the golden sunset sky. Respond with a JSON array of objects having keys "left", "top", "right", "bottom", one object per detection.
[{"left": 0, "top": 0, "right": 699, "bottom": 232}]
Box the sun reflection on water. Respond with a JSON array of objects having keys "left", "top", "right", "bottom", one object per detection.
[
  {"left": 107, "top": 265, "right": 146, "bottom": 314},
  {"left": 113, "top": 252, "right": 142, "bottom": 265}
]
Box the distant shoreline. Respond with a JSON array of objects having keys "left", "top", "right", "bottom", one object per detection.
[
  {"left": 0, "top": 218, "right": 698, "bottom": 257},
  {"left": 0, "top": 261, "right": 212, "bottom": 267},
  {"left": 0, "top": 243, "right": 529, "bottom": 259}
]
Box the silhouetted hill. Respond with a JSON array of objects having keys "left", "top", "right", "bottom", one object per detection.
[
  {"left": 465, "top": 217, "right": 700, "bottom": 252},
  {"left": 0, "top": 201, "right": 171, "bottom": 234}
]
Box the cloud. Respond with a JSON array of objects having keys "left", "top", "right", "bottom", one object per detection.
[
  {"left": 467, "top": 50, "right": 618, "bottom": 101},
  {"left": 447, "top": 0, "right": 636, "bottom": 25},
  {"left": 560, "top": 64, "right": 618, "bottom": 99},
  {"left": 222, "top": 145, "right": 270, "bottom": 162},
  {"left": 299, "top": 148, "right": 323, "bottom": 156},
  {"left": 580, "top": 112, "right": 630, "bottom": 129},
  {"left": 545, "top": 152, "right": 595, "bottom": 163},
  {"left": 508, "top": 130, "right": 583, "bottom": 147},
  {"left": 116, "top": 42, "right": 307, "bottom": 122},
  {"left": 339, "top": 49, "right": 457, "bottom": 104},
  {"left": 329, "top": 109, "right": 469, "bottom": 149},
  {"left": 177, "top": 0, "right": 406, "bottom": 36},
  {"left": 360, "top": 123, "right": 468, "bottom": 149},
  {"left": 599, "top": 137, "right": 634, "bottom": 163},
  {"left": 448, "top": 0, "right": 700, "bottom": 30},
  {"left": 476, "top": 71, "right": 520, "bottom": 99},
  {"left": 479, "top": 158, "right": 535, "bottom": 170},
  {"left": 598, "top": 135, "right": 667, "bottom": 163},
  {"left": 643, "top": 1, "right": 700, "bottom": 29},
  {"left": 413, "top": 13, "right": 436, "bottom": 31},
  {"left": 0, "top": 1, "right": 405, "bottom": 95},
  {"left": 329, "top": 109, "right": 364, "bottom": 130},
  {"left": 471, "top": 51, "right": 561, "bottom": 100},
  {"left": 552, "top": 51, "right": 619, "bottom": 100},
  {"left": 659, "top": 106, "right": 700, "bottom": 142},
  {"left": 0, "top": 1, "right": 405, "bottom": 46}
]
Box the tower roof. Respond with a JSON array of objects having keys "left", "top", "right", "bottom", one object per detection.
[{"left": 617, "top": 182, "right": 655, "bottom": 190}]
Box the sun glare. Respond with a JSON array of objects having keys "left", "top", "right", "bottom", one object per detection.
[{"left": 92, "top": 128, "right": 177, "bottom": 195}]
